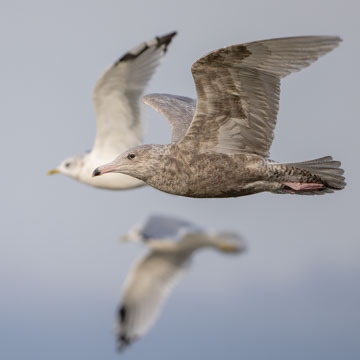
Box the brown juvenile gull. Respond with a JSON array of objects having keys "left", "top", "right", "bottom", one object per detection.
[
  {"left": 116, "top": 215, "right": 245, "bottom": 350},
  {"left": 93, "top": 36, "right": 346, "bottom": 198},
  {"left": 47, "top": 31, "right": 177, "bottom": 190}
]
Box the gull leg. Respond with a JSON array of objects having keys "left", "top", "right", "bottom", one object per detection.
[{"left": 282, "top": 182, "right": 324, "bottom": 193}]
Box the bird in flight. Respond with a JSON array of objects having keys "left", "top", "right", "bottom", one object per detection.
[
  {"left": 48, "top": 31, "right": 177, "bottom": 189},
  {"left": 93, "top": 36, "right": 346, "bottom": 198},
  {"left": 116, "top": 215, "right": 245, "bottom": 350}
]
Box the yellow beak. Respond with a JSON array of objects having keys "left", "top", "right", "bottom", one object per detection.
[
  {"left": 47, "top": 169, "right": 60, "bottom": 175},
  {"left": 215, "top": 242, "right": 240, "bottom": 253}
]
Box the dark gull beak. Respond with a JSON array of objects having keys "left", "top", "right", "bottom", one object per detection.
[{"left": 92, "top": 162, "right": 118, "bottom": 177}]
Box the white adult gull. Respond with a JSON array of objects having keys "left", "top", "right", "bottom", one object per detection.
[
  {"left": 116, "top": 215, "right": 246, "bottom": 350},
  {"left": 47, "top": 31, "right": 177, "bottom": 189}
]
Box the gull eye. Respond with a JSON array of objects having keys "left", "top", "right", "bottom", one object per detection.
[
  {"left": 65, "top": 162, "right": 71, "bottom": 168},
  {"left": 127, "top": 153, "right": 136, "bottom": 160}
]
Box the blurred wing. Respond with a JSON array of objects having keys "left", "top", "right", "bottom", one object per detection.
[
  {"left": 116, "top": 251, "right": 190, "bottom": 350},
  {"left": 206, "top": 231, "right": 247, "bottom": 253},
  {"left": 92, "top": 31, "right": 177, "bottom": 155},
  {"left": 181, "top": 36, "right": 341, "bottom": 157},
  {"left": 142, "top": 93, "right": 196, "bottom": 142},
  {"left": 140, "top": 214, "right": 201, "bottom": 241}
]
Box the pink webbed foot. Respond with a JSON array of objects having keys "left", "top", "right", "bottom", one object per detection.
[{"left": 282, "top": 182, "right": 325, "bottom": 193}]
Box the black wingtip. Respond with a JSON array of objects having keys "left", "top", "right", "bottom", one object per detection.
[
  {"left": 156, "top": 31, "right": 177, "bottom": 52},
  {"left": 116, "top": 333, "right": 136, "bottom": 353},
  {"left": 117, "top": 335, "right": 131, "bottom": 352},
  {"left": 115, "top": 31, "right": 177, "bottom": 65},
  {"left": 118, "top": 305, "right": 127, "bottom": 323},
  {"left": 117, "top": 44, "right": 149, "bottom": 63}
]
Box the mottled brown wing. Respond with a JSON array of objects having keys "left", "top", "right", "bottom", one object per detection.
[{"left": 181, "top": 36, "right": 341, "bottom": 156}]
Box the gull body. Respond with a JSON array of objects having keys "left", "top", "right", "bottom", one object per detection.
[
  {"left": 48, "top": 31, "right": 177, "bottom": 190},
  {"left": 94, "top": 36, "right": 346, "bottom": 197},
  {"left": 98, "top": 144, "right": 307, "bottom": 197},
  {"left": 116, "top": 215, "right": 246, "bottom": 350}
]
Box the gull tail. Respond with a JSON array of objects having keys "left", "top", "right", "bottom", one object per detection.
[{"left": 284, "top": 156, "right": 346, "bottom": 194}]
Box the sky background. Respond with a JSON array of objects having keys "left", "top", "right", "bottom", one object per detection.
[{"left": 1, "top": 0, "right": 359, "bottom": 359}]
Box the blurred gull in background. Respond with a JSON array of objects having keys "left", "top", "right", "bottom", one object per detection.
[
  {"left": 48, "top": 31, "right": 177, "bottom": 189},
  {"left": 116, "top": 215, "right": 246, "bottom": 350}
]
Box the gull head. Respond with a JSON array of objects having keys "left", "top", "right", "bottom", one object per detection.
[
  {"left": 47, "top": 155, "right": 84, "bottom": 179},
  {"left": 92, "top": 144, "right": 166, "bottom": 181},
  {"left": 120, "top": 224, "right": 143, "bottom": 243}
]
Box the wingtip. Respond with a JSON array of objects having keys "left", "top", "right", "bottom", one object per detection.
[
  {"left": 116, "top": 333, "right": 136, "bottom": 353},
  {"left": 141, "top": 94, "right": 151, "bottom": 105},
  {"left": 156, "top": 30, "right": 178, "bottom": 52},
  {"left": 327, "top": 35, "right": 343, "bottom": 46},
  {"left": 318, "top": 35, "right": 343, "bottom": 48},
  {"left": 141, "top": 92, "right": 164, "bottom": 105},
  {"left": 115, "top": 31, "right": 177, "bottom": 65}
]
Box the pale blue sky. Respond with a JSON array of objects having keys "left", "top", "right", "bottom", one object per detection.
[{"left": 0, "top": 0, "right": 359, "bottom": 359}]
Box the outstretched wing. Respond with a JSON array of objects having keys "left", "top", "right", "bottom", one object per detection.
[
  {"left": 142, "top": 93, "right": 196, "bottom": 142},
  {"left": 116, "top": 251, "right": 190, "bottom": 351},
  {"left": 92, "top": 32, "right": 177, "bottom": 156},
  {"left": 181, "top": 36, "right": 341, "bottom": 157}
]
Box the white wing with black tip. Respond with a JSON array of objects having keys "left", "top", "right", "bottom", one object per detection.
[
  {"left": 92, "top": 31, "right": 177, "bottom": 156},
  {"left": 142, "top": 94, "right": 196, "bottom": 142},
  {"left": 116, "top": 251, "right": 190, "bottom": 351}
]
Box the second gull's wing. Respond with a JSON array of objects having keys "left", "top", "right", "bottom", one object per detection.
[
  {"left": 140, "top": 215, "right": 200, "bottom": 241},
  {"left": 142, "top": 93, "right": 196, "bottom": 142},
  {"left": 92, "top": 32, "right": 177, "bottom": 156},
  {"left": 116, "top": 251, "right": 190, "bottom": 350}
]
